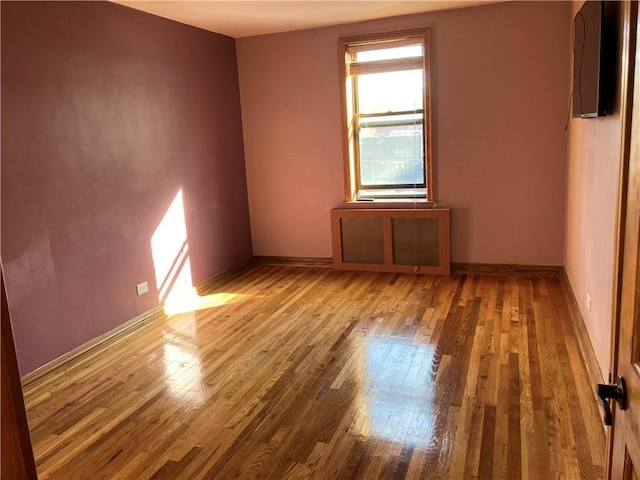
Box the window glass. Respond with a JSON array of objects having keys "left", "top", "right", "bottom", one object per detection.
[
  {"left": 355, "top": 44, "right": 423, "bottom": 62},
  {"left": 356, "top": 70, "right": 424, "bottom": 114},
  {"left": 359, "top": 123, "right": 424, "bottom": 186}
]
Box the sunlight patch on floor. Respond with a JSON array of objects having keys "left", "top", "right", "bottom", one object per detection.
[{"left": 164, "top": 291, "right": 252, "bottom": 315}]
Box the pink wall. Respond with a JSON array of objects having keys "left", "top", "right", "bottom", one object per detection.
[
  {"left": 1, "top": 2, "right": 253, "bottom": 374},
  {"left": 237, "top": 2, "right": 571, "bottom": 264},
  {"left": 564, "top": 1, "right": 625, "bottom": 378}
]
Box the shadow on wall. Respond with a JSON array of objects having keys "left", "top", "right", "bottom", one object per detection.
[{"left": 451, "top": 207, "right": 469, "bottom": 262}]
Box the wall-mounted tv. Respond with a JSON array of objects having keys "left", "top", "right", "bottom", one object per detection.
[{"left": 572, "top": 0, "right": 612, "bottom": 118}]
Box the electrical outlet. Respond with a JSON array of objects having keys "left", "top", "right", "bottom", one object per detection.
[
  {"left": 586, "top": 293, "right": 591, "bottom": 312},
  {"left": 136, "top": 281, "right": 149, "bottom": 296}
]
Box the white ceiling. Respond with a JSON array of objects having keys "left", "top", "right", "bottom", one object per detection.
[{"left": 111, "top": 1, "right": 504, "bottom": 38}]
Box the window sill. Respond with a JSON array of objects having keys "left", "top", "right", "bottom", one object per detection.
[{"left": 340, "top": 199, "right": 438, "bottom": 209}]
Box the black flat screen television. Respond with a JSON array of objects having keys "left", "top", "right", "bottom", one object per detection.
[{"left": 572, "top": 0, "right": 608, "bottom": 118}]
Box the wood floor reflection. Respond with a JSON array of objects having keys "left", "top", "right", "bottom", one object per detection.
[{"left": 23, "top": 265, "right": 606, "bottom": 479}]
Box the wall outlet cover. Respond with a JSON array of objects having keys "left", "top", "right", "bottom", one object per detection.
[{"left": 136, "top": 281, "right": 149, "bottom": 296}]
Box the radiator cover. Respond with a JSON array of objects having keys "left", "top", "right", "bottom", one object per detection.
[{"left": 330, "top": 208, "right": 450, "bottom": 275}]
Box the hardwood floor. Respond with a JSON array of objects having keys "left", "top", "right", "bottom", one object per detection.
[{"left": 23, "top": 265, "right": 607, "bottom": 479}]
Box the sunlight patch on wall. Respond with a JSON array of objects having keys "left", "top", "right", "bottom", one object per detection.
[
  {"left": 151, "top": 189, "right": 254, "bottom": 315},
  {"left": 151, "top": 189, "right": 196, "bottom": 309}
]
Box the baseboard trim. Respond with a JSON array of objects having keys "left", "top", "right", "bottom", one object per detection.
[
  {"left": 559, "top": 268, "right": 605, "bottom": 387},
  {"left": 451, "top": 262, "right": 563, "bottom": 277},
  {"left": 253, "top": 259, "right": 563, "bottom": 275},
  {"left": 253, "top": 256, "right": 333, "bottom": 268},
  {"left": 21, "top": 304, "right": 165, "bottom": 388},
  {"left": 196, "top": 257, "right": 256, "bottom": 293},
  {"left": 21, "top": 257, "right": 254, "bottom": 387}
]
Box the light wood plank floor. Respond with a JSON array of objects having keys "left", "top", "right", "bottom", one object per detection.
[{"left": 23, "top": 265, "right": 607, "bottom": 479}]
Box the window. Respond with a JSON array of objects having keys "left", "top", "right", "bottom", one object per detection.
[{"left": 339, "top": 29, "right": 433, "bottom": 201}]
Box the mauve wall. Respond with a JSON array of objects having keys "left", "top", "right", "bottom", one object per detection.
[
  {"left": 237, "top": 1, "right": 570, "bottom": 264},
  {"left": 1, "top": 1, "right": 253, "bottom": 374},
  {"left": 564, "top": 1, "right": 625, "bottom": 378}
]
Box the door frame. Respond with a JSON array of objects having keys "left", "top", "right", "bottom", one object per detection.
[
  {"left": 1, "top": 263, "right": 38, "bottom": 479},
  {"left": 608, "top": 0, "right": 639, "bottom": 477}
]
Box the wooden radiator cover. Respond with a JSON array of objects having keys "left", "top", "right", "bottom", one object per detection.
[{"left": 330, "top": 208, "right": 451, "bottom": 275}]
